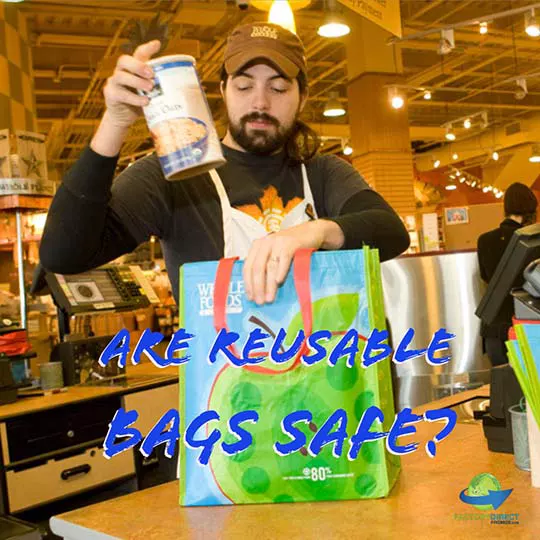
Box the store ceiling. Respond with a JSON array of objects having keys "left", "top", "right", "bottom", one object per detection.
[{"left": 17, "top": 0, "right": 540, "bottom": 184}]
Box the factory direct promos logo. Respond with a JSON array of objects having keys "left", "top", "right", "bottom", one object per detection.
[{"left": 454, "top": 473, "right": 519, "bottom": 525}]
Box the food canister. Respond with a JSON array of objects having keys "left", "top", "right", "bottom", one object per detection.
[
  {"left": 40, "top": 361, "right": 64, "bottom": 390},
  {"left": 141, "top": 54, "right": 226, "bottom": 180}
]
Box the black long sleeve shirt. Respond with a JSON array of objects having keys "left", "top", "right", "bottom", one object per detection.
[
  {"left": 40, "top": 144, "right": 410, "bottom": 302},
  {"left": 477, "top": 218, "right": 523, "bottom": 338}
]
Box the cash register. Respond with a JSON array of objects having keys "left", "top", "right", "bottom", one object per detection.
[
  {"left": 31, "top": 262, "right": 160, "bottom": 387},
  {"left": 476, "top": 223, "right": 540, "bottom": 452}
]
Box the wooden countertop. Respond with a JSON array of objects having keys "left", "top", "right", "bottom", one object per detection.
[
  {"left": 0, "top": 363, "right": 178, "bottom": 421},
  {"left": 50, "top": 386, "right": 540, "bottom": 540}
]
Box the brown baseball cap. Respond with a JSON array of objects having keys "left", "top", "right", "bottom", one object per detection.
[{"left": 223, "top": 22, "right": 307, "bottom": 79}]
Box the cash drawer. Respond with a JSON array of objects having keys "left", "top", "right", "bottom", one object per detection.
[
  {"left": 5, "top": 396, "right": 121, "bottom": 464},
  {"left": 6, "top": 444, "right": 135, "bottom": 512}
]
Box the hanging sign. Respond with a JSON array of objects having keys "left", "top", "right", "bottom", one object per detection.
[{"left": 338, "top": 0, "right": 402, "bottom": 37}]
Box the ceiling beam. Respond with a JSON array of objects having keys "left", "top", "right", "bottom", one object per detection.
[
  {"left": 410, "top": 100, "right": 540, "bottom": 111},
  {"left": 403, "top": 0, "right": 444, "bottom": 23}
]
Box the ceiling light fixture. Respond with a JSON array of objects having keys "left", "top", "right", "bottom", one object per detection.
[
  {"left": 446, "top": 185, "right": 457, "bottom": 191},
  {"left": 455, "top": 170, "right": 461, "bottom": 176},
  {"left": 463, "top": 118, "right": 472, "bottom": 129},
  {"left": 323, "top": 91, "right": 346, "bottom": 117},
  {"left": 423, "top": 90, "right": 432, "bottom": 100},
  {"left": 343, "top": 141, "right": 353, "bottom": 156},
  {"left": 525, "top": 8, "right": 540, "bottom": 37},
  {"left": 317, "top": 14, "right": 350, "bottom": 37},
  {"left": 479, "top": 22, "right": 489, "bottom": 34},
  {"left": 438, "top": 28, "right": 455, "bottom": 55},
  {"left": 317, "top": 0, "right": 350, "bottom": 37},
  {"left": 529, "top": 144, "right": 540, "bottom": 163},
  {"left": 492, "top": 150, "right": 499, "bottom": 161},
  {"left": 433, "top": 158, "right": 441, "bottom": 168},
  {"left": 268, "top": 0, "right": 296, "bottom": 33},
  {"left": 452, "top": 152, "right": 459, "bottom": 160},
  {"left": 445, "top": 126, "right": 456, "bottom": 141},
  {"left": 388, "top": 86, "right": 404, "bottom": 109}
]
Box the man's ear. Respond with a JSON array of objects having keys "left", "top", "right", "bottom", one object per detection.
[{"left": 220, "top": 80, "right": 226, "bottom": 100}]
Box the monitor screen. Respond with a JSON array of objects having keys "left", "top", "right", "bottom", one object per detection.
[{"left": 476, "top": 223, "right": 540, "bottom": 325}]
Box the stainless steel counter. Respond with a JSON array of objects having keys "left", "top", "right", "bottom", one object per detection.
[{"left": 381, "top": 250, "right": 491, "bottom": 408}]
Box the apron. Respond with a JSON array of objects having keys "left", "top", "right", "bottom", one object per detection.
[{"left": 209, "top": 164, "right": 319, "bottom": 259}]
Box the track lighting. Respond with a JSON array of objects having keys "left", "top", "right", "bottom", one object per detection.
[
  {"left": 525, "top": 9, "right": 540, "bottom": 37},
  {"left": 445, "top": 127, "right": 456, "bottom": 141},
  {"left": 442, "top": 111, "right": 487, "bottom": 140},
  {"left": 433, "top": 158, "right": 441, "bottom": 168},
  {"left": 492, "top": 150, "right": 499, "bottom": 161},
  {"left": 389, "top": 4, "right": 540, "bottom": 46},
  {"left": 529, "top": 144, "right": 540, "bottom": 163},
  {"left": 342, "top": 141, "right": 353, "bottom": 155},
  {"left": 452, "top": 153, "right": 459, "bottom": 160},
  {"left": 423, "top": 90, "right": 432, "bottom": 100}
]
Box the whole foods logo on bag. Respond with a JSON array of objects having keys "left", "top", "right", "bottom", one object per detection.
[{"left": 197, "top": 279, "right": 244, "bottom": 316}]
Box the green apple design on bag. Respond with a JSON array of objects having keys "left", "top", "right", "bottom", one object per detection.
[{"left": 207, "top": 293, "right": 383, "bottom": 503}]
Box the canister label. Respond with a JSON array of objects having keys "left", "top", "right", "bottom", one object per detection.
[{"left": 142, "top": 58, "right": 225, "bottom": 180}]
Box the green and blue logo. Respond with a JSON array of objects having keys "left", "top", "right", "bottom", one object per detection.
[{"left": 459, "top": 473, "right": 513, "bottom": 510}]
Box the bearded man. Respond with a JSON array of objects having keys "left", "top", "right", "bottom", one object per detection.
[{"left": 40, "top": 23, "right": 409, "bottom": 305}]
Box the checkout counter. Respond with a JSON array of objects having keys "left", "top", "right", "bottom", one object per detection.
[
  {"left": 48, "top": 386, "right": 540, "bottom": 540},
  {"left": 0, "top": 264, "right": 179, "bottom": 535},
  {"left": 46, "top": 244, "right": 540, "bottom": 539}
]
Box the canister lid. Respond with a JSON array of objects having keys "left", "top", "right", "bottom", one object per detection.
[{"left": 147, "top": 54, "right": 196, "bottom": 66}]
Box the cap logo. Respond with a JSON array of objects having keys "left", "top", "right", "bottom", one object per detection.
[{"left": 251, "top": 26, "right": 278, "bottom": 39}]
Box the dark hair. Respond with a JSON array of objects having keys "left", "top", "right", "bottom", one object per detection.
[
  {"left": 504, "top": 182, "right": 538, "bottom": 220},
  {"left": 220, "top": 65, "right": 320, "bottom": 163}
]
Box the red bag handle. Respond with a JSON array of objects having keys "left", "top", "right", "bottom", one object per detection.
[{"left": 213, "top": 249, "right": 315, "bottom": 373}]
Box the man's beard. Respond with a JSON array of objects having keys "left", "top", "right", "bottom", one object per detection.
[{"left": 228, "top": 112, "right": 297, "bottom": 155}]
